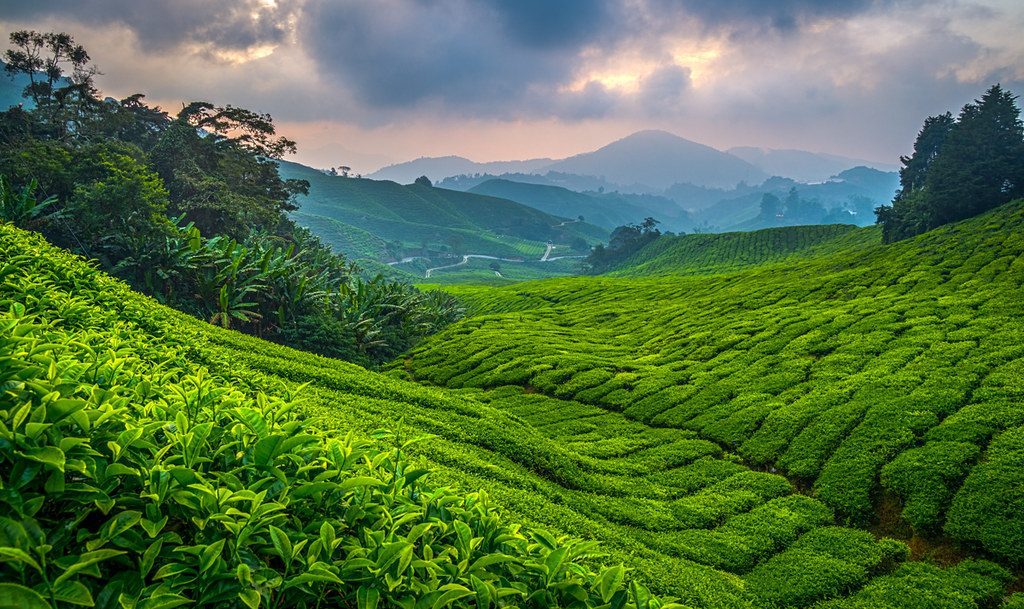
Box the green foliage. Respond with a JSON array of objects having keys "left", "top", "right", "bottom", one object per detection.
[
  {"left": 814, "top": 560, "right": 1011, "bottom": 609},
  {"left": 67, "top": 142, "right": 173, "bottom": 258},
  {"left": 877, "top": 84, "right": 1024, "bottom": 241},
  {"left": 0, "top": 176, "right": 58, "bottom": 229},
  {"left": 0, "top": 225, "right": 680, "bottom": 609},
  {"left": 406, "top": 199, "right": 1024, "bottom": 565},
  {"left": 607, "top": 223, "right": 869, "bottom": 277},
  {"left": 744, "top": 528, "right": 908, "bottom": 608},
  {"left": 944, "top": 425, "right": 1024, "bottom": 565},
  {"left": 585, "top": 217, "right": 661, "bottom": 274},
  {"left": 880, "top": 441, "right": 980, "bottom": 532},
  {"left": 277, "top": 160, "right": 607, "bottom": 269},
  {"left": 0, "top": 30, "right": 464, "bottom": 366}
]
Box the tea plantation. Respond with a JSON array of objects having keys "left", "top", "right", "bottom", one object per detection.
[
  {"left": 3, "top": 204, "right": 1023, "bottom": 607},
  {"left": 402, "top": 201, "right": 1024, "bottom": 597}
]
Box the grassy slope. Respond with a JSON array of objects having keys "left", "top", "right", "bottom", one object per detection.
[
  {"left": 608, "top": 224, "right": 877, "bottom": 277},
  {"left": 278, "top": 161, "right": 608, "bottom": 262},
  {"left": 404, "top": 202, "right": 1024, "bottom": 574},
  {"left": 3, "top": 221, "right": 1015, "bottom": 608}
]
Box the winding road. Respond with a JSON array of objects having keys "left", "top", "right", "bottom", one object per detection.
[
  {"left": 419, "top": 245, "right": 587, "bottom": 278},
  {"left": 424, "top": 254, "right": 525, "bottom": 278}
]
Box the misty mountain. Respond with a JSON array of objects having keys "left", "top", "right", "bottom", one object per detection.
[
  {"left": 728, "top": 146, "right": 899, "bottom": 182},
  {"left": 368, "top": 156, "right": 553, "bottom": 184},
  {"left": 693, "top": 167, "right": 899, "bottom": 231},
  {"left": 542, "top": 130, "right": 767, "bottom": 190},
  {"left": 468, "top": 178, "right": 689, "bottom": 231},
  {"left": 438, "top": 171, "right": 627, "bottom": 194}
]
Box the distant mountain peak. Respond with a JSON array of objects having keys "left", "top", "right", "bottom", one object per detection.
[{"left": 545, "top": 130, "right": 765, "bottom": 190}]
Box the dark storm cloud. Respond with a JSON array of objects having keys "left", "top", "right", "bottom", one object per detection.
[
  {"left": 647, "top": 0, "right": 894, "bottom": 33},
  {"left": 296, "top": 0, "right": 909, "bottom": 118},
  {"left": 480, "top": 0, "right": 619, "bottom": 48},
  {"left": 300, "top": 0, "right": 620, "bottom": 116},
  {"left": 2, "top": 1, "right": 297, "bottom": 52}
]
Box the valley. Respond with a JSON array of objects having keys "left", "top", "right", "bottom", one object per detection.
[{"left": 2, "top": 14, "right": 1023, "bottom": 609}]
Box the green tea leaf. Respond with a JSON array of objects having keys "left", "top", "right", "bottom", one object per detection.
[
  {"left": 356, "top": 586, "right": 379, "bottom": 609},
  {"left": 52, "top": 581, "right": 95, "bottom": 607},
  {"left": 0, "top": 583, "right": 50, "bottom": 609},
  {"left": 598, "top": 565, "right": 625, "bottom": 603}
]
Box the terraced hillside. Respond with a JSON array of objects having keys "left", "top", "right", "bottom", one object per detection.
[
  {"left": 404, "top": 201, "right": 1024, "bottom": 574},
  {"left": 3, "top": 216, "right": 1019, "bottom": 607},
  {"left": 608, "top": 224, "right": 876, "bottom": 277},
  {"left": 277, "top": 160, "right": 608, "bottom": 264}
]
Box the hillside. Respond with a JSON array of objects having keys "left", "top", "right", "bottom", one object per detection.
[
  {"left": 276, "top": 160, "right": 607, "bottom": 279},
  {"left": 543, "top": 130, "right": 767, "bottom": 190},
  {"left": 367, "top": 155, "right": 553, "bottom": 184},
  {"left": 690, "top": 168, "right": 899, "bottom": 231},
  {"left": 403, "top": 201, "right": 1024, "bottom": 589},
  {"left": 608, "top": 224, "right": 876, "bottom": 277},
  {"left": 4, "top": 210, "right": 1019, "bottom": 608},
  {"left": 468, "top": 178, "right": 661, "bottom": 229}
]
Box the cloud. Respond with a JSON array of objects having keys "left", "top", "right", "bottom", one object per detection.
[
  {"left": 636, "top": 65, "right": 693, "bottom": 114},
  {"left": 2, "top": 1, "right": 298, "bottom": 55},
  {"left": 299, "top": 0, "right": 619, "bottom": 117},
  {"left": 2, "top": 0, "right": 1022, "bottom": 164},
  {"left": 644, "top": 0, "right": 900, "bottom": 34}
]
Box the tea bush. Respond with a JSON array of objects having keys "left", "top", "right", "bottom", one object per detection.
[
  {"left": 0, "top": 226, "right": 683, "bottom": 609},
  {"left": 2, "top": 209, "right": 1018, "bottom": 608},
  {"left": 404, "top": 201, "right": 1024, "bottom": 562}
]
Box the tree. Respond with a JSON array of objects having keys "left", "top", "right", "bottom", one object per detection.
[
  {"left": 586, "top": 217, "right": 661, "bottom": 274},
  {"left": 4, "top": 31, "right": 99, "bottom": 138},
  {"left": 759, "top": 193, "right": 782, "bottom": 220},
  {"left": 897, "top": 112, "right": 955, "bottom": 198},
  {"left": 150, "top": 109, "right": 307, "bottom": 238},
  {"left": 876, "top": 85, "right": 1024, "bottom": 241},
  {"left": 0, "top": 176, "right": 58, "bottom": 229},
  {"left": 68, "top": 141, "right": 173, "bottom": 260},
  {"left": 925, "top": 85, "right": 1024, "bottom": 225},
  {"left": 414, "top": 175, "right": 432, "bottom": 187}
]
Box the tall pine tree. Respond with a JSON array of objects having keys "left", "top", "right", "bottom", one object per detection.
[
  {"left": 876, "top": 85, "right": 1024, "bottom": 241},
  {"left": 926, "top": 85, "right": 1024, "bottom": 226}
]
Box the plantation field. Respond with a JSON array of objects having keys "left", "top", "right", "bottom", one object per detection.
[
  {"left": 2, "top": 210, "right": 1021, "bottom": 607},
  {"left": 609, "top": 224, "right": 876, "bottom": 277},
  {"left": 404, "top": 201, "right": 1024, "bottom": 574},
  {"left": 292, "top": 210, "right": 391, "bottom": 259},
  {"left": 278, "top": 160, "right": 607, "bottom": 265}
]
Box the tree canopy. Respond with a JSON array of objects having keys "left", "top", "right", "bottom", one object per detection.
[
  {"left": 876, "top": 85, "right": 1024, "bottom": 242},
  {"left": 0, "top": 30, "right": 462, "bottom": 366}
]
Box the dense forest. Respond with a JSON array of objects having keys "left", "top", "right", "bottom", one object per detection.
[{"left": 0, "top": 31, "right": 461, "bottom": 366}]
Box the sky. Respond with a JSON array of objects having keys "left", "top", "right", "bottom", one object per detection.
[{"left": 2, "top": 0, "right": 1023, "bottom": 174}]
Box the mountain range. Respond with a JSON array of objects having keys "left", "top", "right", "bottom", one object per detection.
[{"left": 367, "top": 129, "right": 897, "bottom": 189}]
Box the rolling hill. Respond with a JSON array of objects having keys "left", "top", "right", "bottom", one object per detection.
[
  {"left": 367, "top": 155, "right": 553, "bottom": 184},
  {"left": 276, "top": 160, "right": 608, "bottom": 277},
  {"left": 606, "top": 223, "right": 874, "bottom": 277},
  {"left": 467, "top": 178, "right": 683, "bottom": 230},
  {"left": 4, "top": 201, "right": 1020, "bottom": 609},
  {"left": 404, "top": 200, "right": 1024, "bottom": 599}
]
